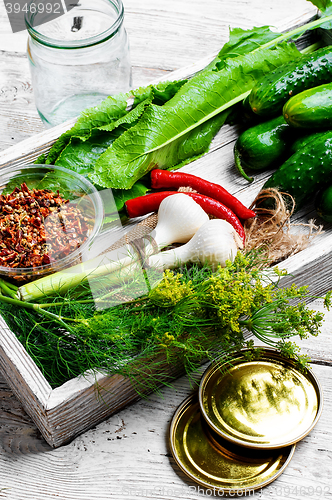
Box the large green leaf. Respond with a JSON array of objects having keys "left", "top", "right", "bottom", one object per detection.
[
  {"left": 46, "top": 80, "right": 187, "bottom": 166},
  {"left": 309, "top": 0, "right": 332, "bottom": 28},
  {"left": 131, "top": 80, "right": 188, "bottom": 106},
  {"left": 90, "top": 43, "right": 302, "bottom": 190},
  {"left": 54, "top": 128, "right": 124, "bottom": 178},
  {"left": 54, "top": 96, "right": 154, "bottom": 174},
  {"left": 207, "top": 26, "right": 283, "bottom": 71},
  {"left": 308, "top": 0, "right": 330, "bottom": 11}
]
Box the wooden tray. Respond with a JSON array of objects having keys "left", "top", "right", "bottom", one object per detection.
[{"left": 1, "top": 11, "right": 331, "bottom": 448}]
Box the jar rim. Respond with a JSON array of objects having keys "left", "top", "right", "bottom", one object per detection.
[{"left": 24, "top": 0, "right": 124, "bottom": 49}]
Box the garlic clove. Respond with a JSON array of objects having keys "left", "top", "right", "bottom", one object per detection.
[
  {"left": 146, "top": 193, "right": 209, "bottom": 250},
  {"left": 184, "top": 219, "right": 240, "bottom": 270}
]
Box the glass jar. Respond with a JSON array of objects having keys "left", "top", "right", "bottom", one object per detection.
[{"left": 25, "top": 0, "right": 132, "bottom": 128}]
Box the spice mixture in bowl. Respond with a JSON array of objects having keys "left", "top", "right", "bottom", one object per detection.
[{"left": 0, "top": 164, "right": 103, "bottom": 282}]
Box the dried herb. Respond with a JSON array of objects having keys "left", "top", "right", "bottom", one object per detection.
[{"left": 0, "top": 183, "right": 92, "bottom": 270}]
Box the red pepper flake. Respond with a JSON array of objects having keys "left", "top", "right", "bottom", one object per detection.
[{"left": 0, "top": 183, "right": 93, "bottom": 270}]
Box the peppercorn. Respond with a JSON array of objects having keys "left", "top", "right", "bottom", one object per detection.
[{"left": 0, "top": 183, "right": 93, "bottom": 270}]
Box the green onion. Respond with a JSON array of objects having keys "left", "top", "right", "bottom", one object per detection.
[{"left": 17, "top": 249, "right": 141, "bottom": 302}]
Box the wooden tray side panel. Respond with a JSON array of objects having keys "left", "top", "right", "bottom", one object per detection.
[
  {"left": 45, "top": 362, "right": 186, "bottom": 447},
  {"left": 45, "top": 374, "right": 143, "bottom": 447},
  {"left": 0, "top": 317, "right": 53, "bottom": 441},
  {"left": 0, "top": 311, "right": 188, "bottom": 448}
]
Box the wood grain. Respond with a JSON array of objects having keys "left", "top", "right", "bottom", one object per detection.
[
  {"left": 0, "top": 321, "right": 331, "bottom": 499},
  {"left": 1, "top": 0, "right": 332, "bottom": 497}
]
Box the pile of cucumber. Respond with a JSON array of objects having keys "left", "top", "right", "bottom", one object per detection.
[{"left": 234, "top": 45, "right": 332, "bottom": 221}]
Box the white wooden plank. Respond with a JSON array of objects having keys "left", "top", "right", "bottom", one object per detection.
[
  {"left": 0, "top": 356, "right": 330, "bottom": 499},
  {"left": 0, "top": 1, "right": 331, "bottom": 498},
  {"left": 0, "top": 0, "right": 330, "bottom": 452}
]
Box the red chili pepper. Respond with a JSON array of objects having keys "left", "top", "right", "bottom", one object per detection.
[
  {"left": 125, "top": 191, "right": 245, "bottom": 242},
  {"left": 188, "top": 193, "right": 245, "bottom": 242},
  {"left": 150, "top": 169, "right": 256, "bottom": 220},
  {"left": 125, "top": 191, "right": 171, "bottom": 218}
]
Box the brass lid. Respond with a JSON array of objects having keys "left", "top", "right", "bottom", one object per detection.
[
  {"left": 199, "top": 348, "right": 323, "bottom": 449},
  {"left": 169, "top": 393, "right": 295, "bottom": 492}
]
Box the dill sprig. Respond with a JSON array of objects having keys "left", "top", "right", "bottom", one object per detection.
[{"left": 0, "top": 252, "right": 330, "bottom": 391}]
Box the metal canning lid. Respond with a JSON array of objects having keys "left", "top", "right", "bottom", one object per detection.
[
  {"left": 199, "top": 348, "right": 323, "bottom": 449},
  {"left": 169, "top": 393, "right": 295, "bottom": 493}
]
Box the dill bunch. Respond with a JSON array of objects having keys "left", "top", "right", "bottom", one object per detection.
[{"left": 0, "top": 252, "right": 330, "bottom": 390}]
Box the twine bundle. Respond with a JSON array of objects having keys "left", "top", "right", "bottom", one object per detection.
[{"left": 244, "top": 188, "right": 323, "bottom": 264}]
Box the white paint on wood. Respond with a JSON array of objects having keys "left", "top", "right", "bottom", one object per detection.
[{"left": 0, "top": 0, "right": 331, "bottom": 496}]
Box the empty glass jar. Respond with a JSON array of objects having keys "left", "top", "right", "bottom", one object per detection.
[{"left": 25, "top": 0, "right": 132, "bottom": 128}]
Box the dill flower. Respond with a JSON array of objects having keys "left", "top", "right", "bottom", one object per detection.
[{"left": 149, "top": 269, "right": 194, "bottom": 306}]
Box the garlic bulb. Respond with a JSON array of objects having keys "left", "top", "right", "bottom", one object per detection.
[
  {"left": 102, "top": 193, "right": 209, "bottom": 265},
  {"left": 144, "top": 193, "right": 209, "bottom": 251},
  {"left": 149, "top": 219, "right": 243, "bottom": 271}
]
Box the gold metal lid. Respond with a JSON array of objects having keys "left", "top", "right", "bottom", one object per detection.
[
  {"left": 169, "top": 393, "right": 295, "bottom": 493},
  {"left": 199, "top": 348, "right": 323, "bottom": 449}
]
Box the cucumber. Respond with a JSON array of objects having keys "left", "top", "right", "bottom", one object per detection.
[
  {"left": 290, "top": 130, "right": 329, "bottom": 153},
  {"left": 234, "top": 116, "right": 292, "bottom": 181},
  {"left": 249, "top": 46, "right": 332, "bottom": 117},
  {"left": 262, "top": 130, "right": 332, "bottom": 210},
  {"left": 283, "top": 82, "right": 332, "bottom": 128},
  {"left": 315, "top": 185, "right": 332, "bottom": 222}
]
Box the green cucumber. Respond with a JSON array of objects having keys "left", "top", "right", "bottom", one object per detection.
[
  {"left": 315, "top": 185, "right": 332, "bottom": 222},
  {"left": 290, "top": 130, "right": 329, "bottom": 153},
  {"left": 283, "top": 82, "right": 332, "bottom": 128},
  {"left": 249, "top": 46, "right": 332, "bottom": 117},
  {"left": 234, "top": 116, "right": 292, "bottom": 182},
  {"left": 262, "top": 130, "right": 332, "bottom": 210}
]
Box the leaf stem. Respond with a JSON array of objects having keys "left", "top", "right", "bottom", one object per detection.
[
  {"left": 0, "top": 293, "right": 74, "bottom": 331},
  {"left": 0, "top": 278, "right": 18, "bottom": 299},
  {"left": 252, "top": 14, "right": 332, "bottom": 53},
  {"left": 37, "top": 299, "right": 95, "bottom": 308}
]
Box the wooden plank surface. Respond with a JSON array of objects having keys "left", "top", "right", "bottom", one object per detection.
[
  {"left": 0, "top": 308, "right": 331, "bottom": 500},
  {"left": 1, "top": 0, "right": 332, "bottom": 498}
]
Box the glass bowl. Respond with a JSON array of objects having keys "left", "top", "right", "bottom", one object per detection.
[{"left": 0, "top": 164, "right": 104, "bottom": 283}]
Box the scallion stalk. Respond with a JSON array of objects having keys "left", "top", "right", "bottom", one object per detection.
[{"left": 17, "top": 247, "right": 140, "bottom": 302}]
